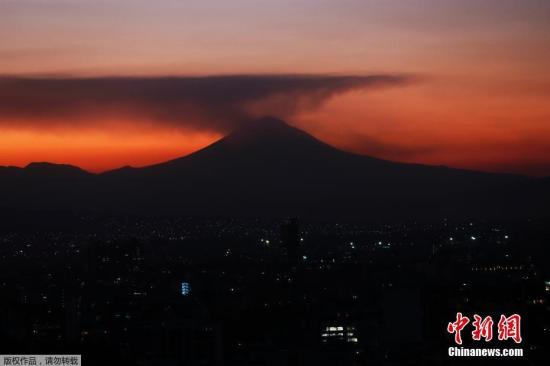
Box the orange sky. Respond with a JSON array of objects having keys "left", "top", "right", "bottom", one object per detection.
[
  {"left": 0, "top": 127, "right": 221, "bottom": 172},
  {"left": 1, "top": 1, "right": 550, "bottom": 175}
]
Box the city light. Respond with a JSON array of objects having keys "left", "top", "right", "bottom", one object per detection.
[{"left": 181, "top": 282, "right": 191, "bottom": 296}]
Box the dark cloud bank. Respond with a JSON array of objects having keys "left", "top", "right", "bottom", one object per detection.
[{"left": 0, "top": 74, "right": 411, "bottom": 132}]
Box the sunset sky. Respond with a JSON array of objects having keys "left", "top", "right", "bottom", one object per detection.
[{"left": 1, "top": 0, "right": 550, "bottom": 175}]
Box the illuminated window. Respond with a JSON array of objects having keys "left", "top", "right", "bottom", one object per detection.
[
  {"left": 322, "top": 325, "right": 358, "bottom": 343},
  {"left": 181, "top": 282, "right": 191, "bottom": 296}
]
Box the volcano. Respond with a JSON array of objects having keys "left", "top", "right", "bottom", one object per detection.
[{"left": 1, "top": 117, "right": 548, "bottom": 219}]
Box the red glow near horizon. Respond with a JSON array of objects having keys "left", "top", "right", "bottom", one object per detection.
[
  {"left": 1, "top": 85, "right": 549, "bottom": 177},
  {"left": 0, "top": 128, "right": 222, "bottom": 173},
  {"left": 2, "top": 1, "right": 550, "bottom": 176}
]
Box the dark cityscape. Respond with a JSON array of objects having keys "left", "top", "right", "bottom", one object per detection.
[{"left": 0, "top": 213, "right": 547, "bottom": 365}]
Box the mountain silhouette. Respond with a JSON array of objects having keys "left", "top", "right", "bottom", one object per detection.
[{"left": 1, "top": 117, "right": 548, "bottom": 219}]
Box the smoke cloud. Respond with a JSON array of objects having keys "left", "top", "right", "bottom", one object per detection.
[{"left": 0, "top": 74, "right": 412, "bottom": 132}]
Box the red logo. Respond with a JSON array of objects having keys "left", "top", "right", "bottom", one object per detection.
[
  {"left": 447, "top": 313, "right": 522, "bottom": 344},
  {"left": 472, "top": 314, "right": 493, "bottom": 342},
  {"left": 447, "top": 312, "right": 470, "bottom": 344},
  {"left": 497, "top": 314, "right": 522, "bottom": 344}
]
